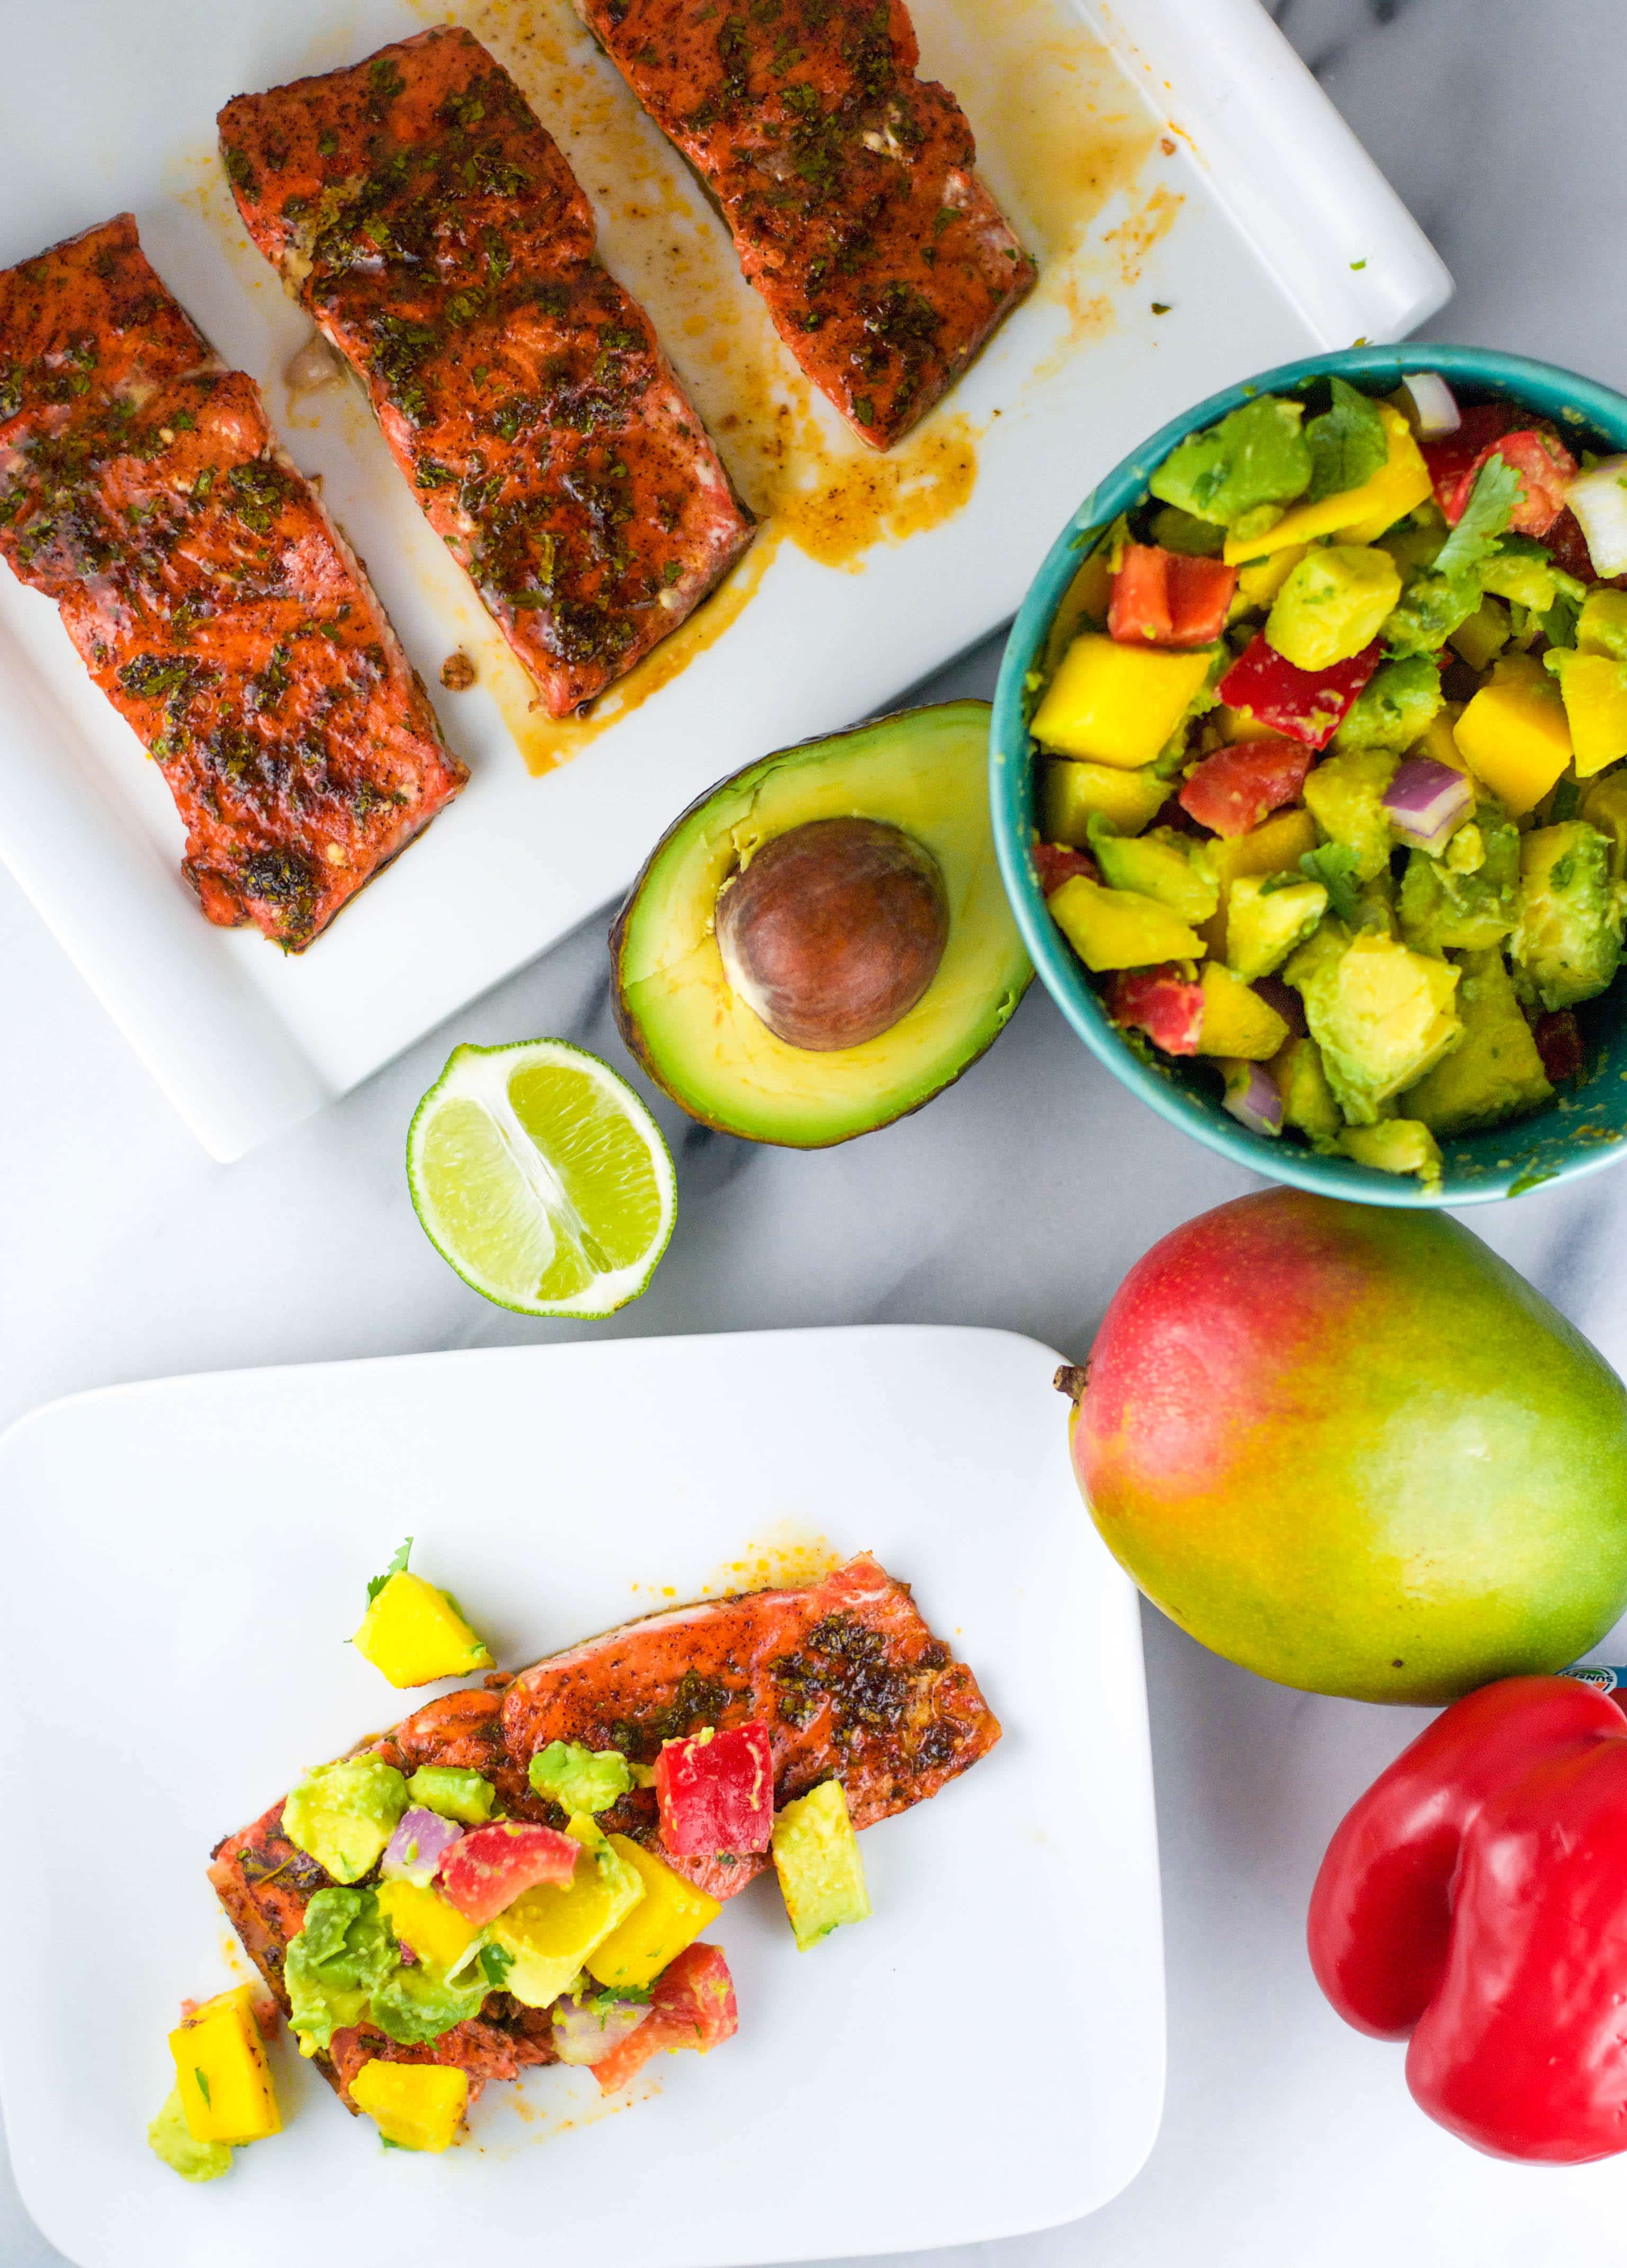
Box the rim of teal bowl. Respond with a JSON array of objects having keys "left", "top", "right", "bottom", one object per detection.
[{"left": 992, "top": 343, "right": 1627, "bottom": 1208}]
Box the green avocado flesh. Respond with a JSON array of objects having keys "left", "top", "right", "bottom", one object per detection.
[{"left": 611, "top": 703, "right": 1033, "bottom": 1146}]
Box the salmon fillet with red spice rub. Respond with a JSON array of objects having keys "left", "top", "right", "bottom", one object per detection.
[
  {"left": 219, "top": 28, "right": 755, "bottom": 719},
  {"left": 0, "top": 214, "right": 465, "bottom": 949},
  {"left": 577, "top": 0, "right": 1035, "bottom": 447},
  {"left": 209, "top": 1554, "right": 998, "bottom": 2104}
]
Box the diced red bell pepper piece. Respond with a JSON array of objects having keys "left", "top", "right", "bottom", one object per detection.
[
  {"left": 1534, "top": 1009, "right": 1585, "bottom": 1083},
  {"left": 1308, "top": 1675, "right": 1627, "bottom": 2162},
  {"left": 436, "top": 1821, "right": 578, "bottom": 1926},
  {"left": 654, "top": 1722, "right": 774, "bottom": 1855},
  {"left": 590, "top": 1942, "right": 739, "bottom": 2094},
  {"left": 1033, "top": 842, "right": 1098, "bottom": 896},
  {"left": 1422, "top": 403, "right": 1521, "bottom": 519},
  {"left": 1177, "top": 734, "right": 1315, "bottom": 838},
  {"left": 1108, "top": 544, "right": 1238, "bottom": 648},
  {"left": 1104, "top": 965, "right": 1205, "bottom": 1056},
  {"left": 1216, "top": 635, "right": 1382, "bottom": 751}
]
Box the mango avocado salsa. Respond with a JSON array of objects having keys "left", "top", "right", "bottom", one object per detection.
[{"left": 1030, "top": 374, "right": 1627, "bottom": 1185}]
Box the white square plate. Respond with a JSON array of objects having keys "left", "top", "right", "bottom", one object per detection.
[
  {"left": 0, "top": 0, "right": 1448, "bottom": 1158},
  {"left": 0, "top": 1324, "right": 1163, "bottom": 2268}
]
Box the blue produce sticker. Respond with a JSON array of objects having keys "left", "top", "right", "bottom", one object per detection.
[{"left": 1563, "top": 1665, "right": 1627, "bottom": 1692}]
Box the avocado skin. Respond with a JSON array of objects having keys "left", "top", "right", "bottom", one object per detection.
[
  {"left": 1071, "top": 1188, "right": 1627, "bottom": 1704},
  {"left": 609, "top": 703, "right": 1033, "bottom": 1147}
]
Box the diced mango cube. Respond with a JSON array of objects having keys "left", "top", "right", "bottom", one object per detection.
[
  {"left": 772, "top": 1779, "right": 871, "bottom": 1951},
  {"left": 1454, "top": 653, "right": 1574, "bottom": 816},
  {"left": 1578, "top": 588, "right": 1627, "bottom": 660},
  {"left": 1032, "top": 633, "right": 1213, "bottom": 769},
  {"left": 586, "top": 1839, "right": 722, "bottom": 1991},
  {"left": 1550, "top": 649, "right": 1627, "bottom": 778},
  {"left": 1414, "top": 706, "right": 1470, "bottom": 776},
  {"left": 488, "top": 1816, "right": 646, "bottom": 2008},
  {"left": 1048, "top": 875, "right": 1204, "bottom": 971},
  {"left": 1337, "top": 1120, "right": 1444, "bottom": 1186},
  {"left": 1194, "top": 963, "right": 1290, "bottom": 1059},
  {"left": 349, "top": 2059, "right": 468, "bottom": 2153},
  {"left": 1041, "top": 757, "right": 1168, "bottom": 843},
  {"left": 1199, "top": 808, "right": 1320, "bottom": 960},
  {"left": 353, "top": 1571, "right": 493, "bottom": 1689},
  {"left": 1224, "top": 405, "right": 1432, "bottom": 561},
  {"left": 1447, "top": 596, "right": 1512, "bottom": 673},
  {"left": 169, "top": 1986, "right": 281, "bottom": 2147},
  {"left": 376, "top": 1879, "right": 481, "bottom": 1972}
]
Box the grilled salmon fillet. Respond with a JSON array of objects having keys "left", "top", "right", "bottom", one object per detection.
[
  {"left": 209, "top": 1554, "right": 998, "bottom": 2102},
  {"left": 219, "top": 28, "right": 756, "bottom": 720},
  {"left": 0, "top": 214, "right": 466, "bottom": 951},
  {"left": 576, "top": 0, "right": 1035, "bottom": 449}
]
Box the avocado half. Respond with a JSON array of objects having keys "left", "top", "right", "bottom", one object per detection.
[{"left": 610, "top": 701, "right": 1034, "bottom": 1146}]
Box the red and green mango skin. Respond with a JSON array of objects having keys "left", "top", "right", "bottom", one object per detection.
[{"left": 1073, "top": 1189, "right": 1627, "bottom": 1704}]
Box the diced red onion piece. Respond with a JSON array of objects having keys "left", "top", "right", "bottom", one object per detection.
[
  {"left": 1400, "top": 371, "right": 1461, "bottom": 440},
  {"left": 1223, "top": 1061, "right": 1283, "bottom": 1138},
  {"left": 1382, "top": 757, "right": 1473, "bottom": 852},
  {"left": 550, "top": 1994, "right": 651, "bottom": 2067},
  {"left": 380, "top": 1807, "right": 464, "bottom": 1888},
  {"left": 1565, "top": 455, "right": 1627, "bottom": 579}
]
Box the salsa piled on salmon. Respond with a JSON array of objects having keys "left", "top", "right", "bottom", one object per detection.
[
  {"left": 205, "top": 1554, "right": 997, "bottom": 2141},
  {"left": 0, "top": 214, "right": 465, "bottom": 950},
  {"left": 576, "top": 0, "right": 1036, "bottom": 448},
  {"left": 218, "top": 28, "right": 756, "bottom": 718}
]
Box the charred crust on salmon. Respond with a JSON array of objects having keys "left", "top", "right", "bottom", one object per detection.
[
  {"left": 218, "top": 28, "right": 757, "bottom": 719},
  {"left": 0, "top": 213, "right": 467, "bottom": 950}
]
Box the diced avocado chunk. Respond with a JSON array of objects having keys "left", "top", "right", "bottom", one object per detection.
[
  {"left": 1447, "top": 595, "right": 1513, "bottom": 672},
  {"left": 284, "top": 1885, "right": 398, "bottom": 2054},
  {"left": 1481, "top": 542, "right": 1584, "bottom": 617},
  {"left": 406, "top": 1765, "right": 496, "bottom": 1825},
  {"left": 1088, "top": 819, "right": 1219, "bottom": 922},
  {"left": 148, "top": 2088, "right": 233, "bottom": 2183},
  {"left": 1266, "top": 544, "right": 1402, "bottom": 672},
  {"left": 1337, "top": 1120, "right": 1444, "bottom": 1188},
  {"left": 771, "top": 1779, "right": 871, "bottom": 1951},
  {"left": 1149, "top": 396, "right": 1311, "bottom": 529},
  {"left": 282, "top": 1757, "right": 409, "bottom": 1885},
  {"left": 1285, "top": 924, "right": 1462, "bottom": 1124},
  {"left": 1397, "top": 808, "right": 1521, "bottom": 953},
  {"left": 1401, "top": 949, "right": 1553, "bottom": 1134},
  {"left": 1303, "top": 745, "right": 1401, "bottom": 882},
  {"left": 1224, "top": 874, "right": 1328, "bottom": 982},
  {"left": 1270, "top": 1035, "right": 1344, "bottom": 1149},
  {"left": 1581, "top": 769, "right": 1627, "bottom": 878},
  {"left": 1545, "top": 648, "right": 1627, "bottom": 778},
  {"left": 1511, "top": 821, "right": 1626, "bottom": 1009},
  {"left": 1578, "top": 588, "right": 1627, "bottom": 661},
  {"left": 528, "top": 1741, "right": 633, "bottom": 1816},
  {"left": 1148, "top": 504, "right": 1227, "bottom": 557},
  {"left": 1333, "top": 655, "right": 1443, "bottom": 756}
]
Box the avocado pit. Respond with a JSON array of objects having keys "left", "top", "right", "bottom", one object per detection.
[{"left": 715, "top": 816, "right": 950, "bottom": 1051}]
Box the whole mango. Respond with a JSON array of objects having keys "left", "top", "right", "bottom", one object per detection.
[{"left": 1063, "top": 1189, "right": 1627, "bottom": 1702}]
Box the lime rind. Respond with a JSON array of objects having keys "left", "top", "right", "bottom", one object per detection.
[{"left": 406, "top": 1039, "right": 676, "bottom": 1319}]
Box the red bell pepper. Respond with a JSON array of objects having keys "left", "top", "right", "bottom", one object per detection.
[
  {"left": 1308, "top": 1674, "right": 1627, "bottom": 2162},
  {"left": 1033, "top": 842, "right": 1098, "bottom": 897},
  {"left": 1109, "top": 544, "right": 1238, "bottom": 648},
  {"left": 1104, "top": 965, "right": 1204, "bottom": 1056},
  {"left": 1177, "top": 735, "right": 1314, "bottom": 838},
  {"left": 1216, "top": 635, "right": 1382, "bottom": 751},
  {"left": 1422, "top": 404, "right": 1521, "bottom": 519},
  {"left": 437, "top": 1821, "right": 578, "bottom": 1926},
  {"left": 1533, "top": 1008, "right": 1585, "bottom": 1083},
  {"left": 655, "top": 1721, "right": 774, "bottom": 1855},
  {"left": 1545, "top": 506, "right": 1599, "bottom": 584},
  {"left": 589, "top": 1941, "right": 739, "bottom": 2093}
]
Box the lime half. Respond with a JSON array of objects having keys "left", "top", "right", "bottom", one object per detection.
[{"left": 407, "top": 1040, "right": 676, "bottom": 1318}]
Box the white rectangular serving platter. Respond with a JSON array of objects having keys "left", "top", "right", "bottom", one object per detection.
[
  {"left": 0, "top": 0, "right": 1450, "bottom": 1158},
  {"left": 0, "top": 1324, "right": 1162, "bottom": 2268}
]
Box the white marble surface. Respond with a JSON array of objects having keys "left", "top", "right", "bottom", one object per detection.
[{"left": 7, "top": 1, "right": 1627, "bottom": 2261}]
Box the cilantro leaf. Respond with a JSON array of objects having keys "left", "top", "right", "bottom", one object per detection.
[
  {"left": 366, "top": 1538, "right": 413, "bottom": 1606},
  {"left": 1303, "top": 377, "right": 1388, "bottom": 505},
  {"left": 1300, "top": 845, "right": 1363, "bottom": 925},
  {"left": 478, "top": 1943, "right": 514, "bottom": 1988},
  {"left": 1434, "top": 454, "right": 1525, "bottom": 582}
]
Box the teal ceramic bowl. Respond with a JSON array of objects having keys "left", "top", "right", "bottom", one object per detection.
[{"left": 991, "top": 343, "right": 1627, "bottom": 1207}]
